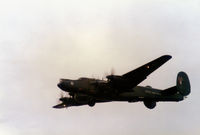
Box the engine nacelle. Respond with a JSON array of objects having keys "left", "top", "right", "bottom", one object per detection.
[
  {"left": 146, "top": 86, "right": 152, "bottom": 89},
  {"left": 144, "top": 101, "right": 156, "bottom": 109},
  {"left": 106, "top": 75, "right": 129, "bottom": 89},
  {"left": 106, "top": 75, "right": 124, "bottom": 82},
  {"left": 74, "top": 93, "right": 91, "bottom": 104}
]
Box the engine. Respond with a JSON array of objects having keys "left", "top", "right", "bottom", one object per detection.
[
  {"left": 146, "top": 86, "right": 152, "bottom": 89},
  {"left": 74, "top": 93, "right": 91, "bottom": 104},
  {"left": 73, "top": 93, "right": 95, "bottom": 107},
  {"left": 106, "top": 75, "right": 125, "bottom": 82},
  {"left": 106, "top": 75, "right": 129, "bottom": 89},
  {"left": 143, "top": 101, "right": 156, "bottom": 109}
]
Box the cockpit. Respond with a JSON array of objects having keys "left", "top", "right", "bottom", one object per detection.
[{"left": 78, "top": 77, "right": 90, "bottom": 80}]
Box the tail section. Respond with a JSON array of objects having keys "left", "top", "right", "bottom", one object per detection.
[
  {"left": 177, "top": 72, "right": 191, "bottom": 96},
  {"left": 161, "top": 72, "right": 191, "bottom": 96}
]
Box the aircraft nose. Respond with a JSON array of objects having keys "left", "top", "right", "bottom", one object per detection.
[
  {"left": 57, "top": 79, "right": 75, "bottom": 92},
  {"left": 57, "top": 82, "right": 65, "bottom": 90}
]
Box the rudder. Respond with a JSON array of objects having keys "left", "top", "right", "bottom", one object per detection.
[{"left": 177, "top": 72, "right": 191, "bottom": 96}]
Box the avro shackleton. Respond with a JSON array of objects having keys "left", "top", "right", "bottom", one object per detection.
[{"left": 53, "top": 55, "right": 191, "bottom": 109}]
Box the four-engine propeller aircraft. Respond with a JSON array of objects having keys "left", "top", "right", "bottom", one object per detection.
[{"left": 53, "top": 55, "right": 191, "bottom": 109}]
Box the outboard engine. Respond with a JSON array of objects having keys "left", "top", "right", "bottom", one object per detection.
[
  {"left": 144, "top": 101, "right": 156, "bottom": 109},
  {"left": 74, "top": 93, "right": 90, "bottom": 104},
  {"left": 74, "top": 93, "right": 96, "bottom": 107},
  {"left": 106, "top": 75, "right": 130, "bottom": 89},
  {"left": 106, "top": 75, "right": 125, "bottom": 83}
]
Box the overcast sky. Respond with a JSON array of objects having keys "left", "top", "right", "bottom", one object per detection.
[{"left": 0, "top": 0, "right": 200, "bottom": 135}]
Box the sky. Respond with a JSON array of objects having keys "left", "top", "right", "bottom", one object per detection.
[{"left": 0, "top": 0, "right": 200, "bottom": 135}]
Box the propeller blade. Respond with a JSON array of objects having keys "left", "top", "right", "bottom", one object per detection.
[
  {"left": 57, "top": 91, "right": 66, "bottom": 104},
  {"left": 111, "top": 68, "right": 115, "bottom": 75}
]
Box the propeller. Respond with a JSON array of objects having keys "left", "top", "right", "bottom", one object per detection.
[
  {"left": 102, "top": 72, "right": 108, "bottom": 80},
  {"left": 53, "top": 92, "right": 68, "bottom": 109},
  {"left": 57, "top": 91, "right": 67, "bottom": 104},
  {"left": 111, "top": 68, "right": 115, "bottom": 75},
  {"left": 103, "top": 68, "right": 115, "bottom": 81}
]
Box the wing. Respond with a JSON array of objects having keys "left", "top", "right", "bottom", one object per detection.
[
  {"left": 53, "top": 96, "right": 111, "bottom": 109},
  {"left": 53, "top": 103, "right": 67, "bottom": 109},
  {"left": 53, "top": 101, "right": 85, "bottom": 109},
  {"left": 122, "top": 55, "right": 172, "bottom": 88}
]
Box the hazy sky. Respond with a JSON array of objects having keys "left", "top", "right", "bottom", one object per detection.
[{"left": 0, "top": 0, "right": 200, "bottom": 135}]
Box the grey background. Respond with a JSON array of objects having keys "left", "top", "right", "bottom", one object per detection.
[{"left": 0, "top": 0, "right": 199, "bottom": 135}]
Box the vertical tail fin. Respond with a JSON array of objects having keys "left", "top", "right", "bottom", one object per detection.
[
  {"left": 177, "top": 72, "right": 191, "bottom": 96},
  {"left": 161, "top": 72, "right": 191, "bottom": 96}
]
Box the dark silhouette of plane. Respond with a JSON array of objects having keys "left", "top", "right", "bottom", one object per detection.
[{"left": 53, "top": 55, "right": 190, "bottom": 109}]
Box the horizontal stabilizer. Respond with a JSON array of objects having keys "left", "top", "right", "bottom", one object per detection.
[{"left": 161, "top": 86, "right": 177, "bottom": 96}]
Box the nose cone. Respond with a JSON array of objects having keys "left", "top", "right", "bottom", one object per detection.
[
  {"left": 57, "top": 79, "right": 74, "bottom": 92},
  {"left": 57, "top": 82, "right": 65, "bottom": 91}
]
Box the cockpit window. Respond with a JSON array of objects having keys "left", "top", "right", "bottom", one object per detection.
[{"left": 78, "top": 78, "right": 89, "bottom": 80}]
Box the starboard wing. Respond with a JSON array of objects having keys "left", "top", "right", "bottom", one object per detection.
[{"left": 122, "top": 55, "right": 172, "bottom": 88}]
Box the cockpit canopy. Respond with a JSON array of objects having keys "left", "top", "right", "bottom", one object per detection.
[
  {"left": 78, "top": 77, "right": 91, "bottom": 80},
  {"left": 78, "top": 77, "right": 107, "bottom": 83}
]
